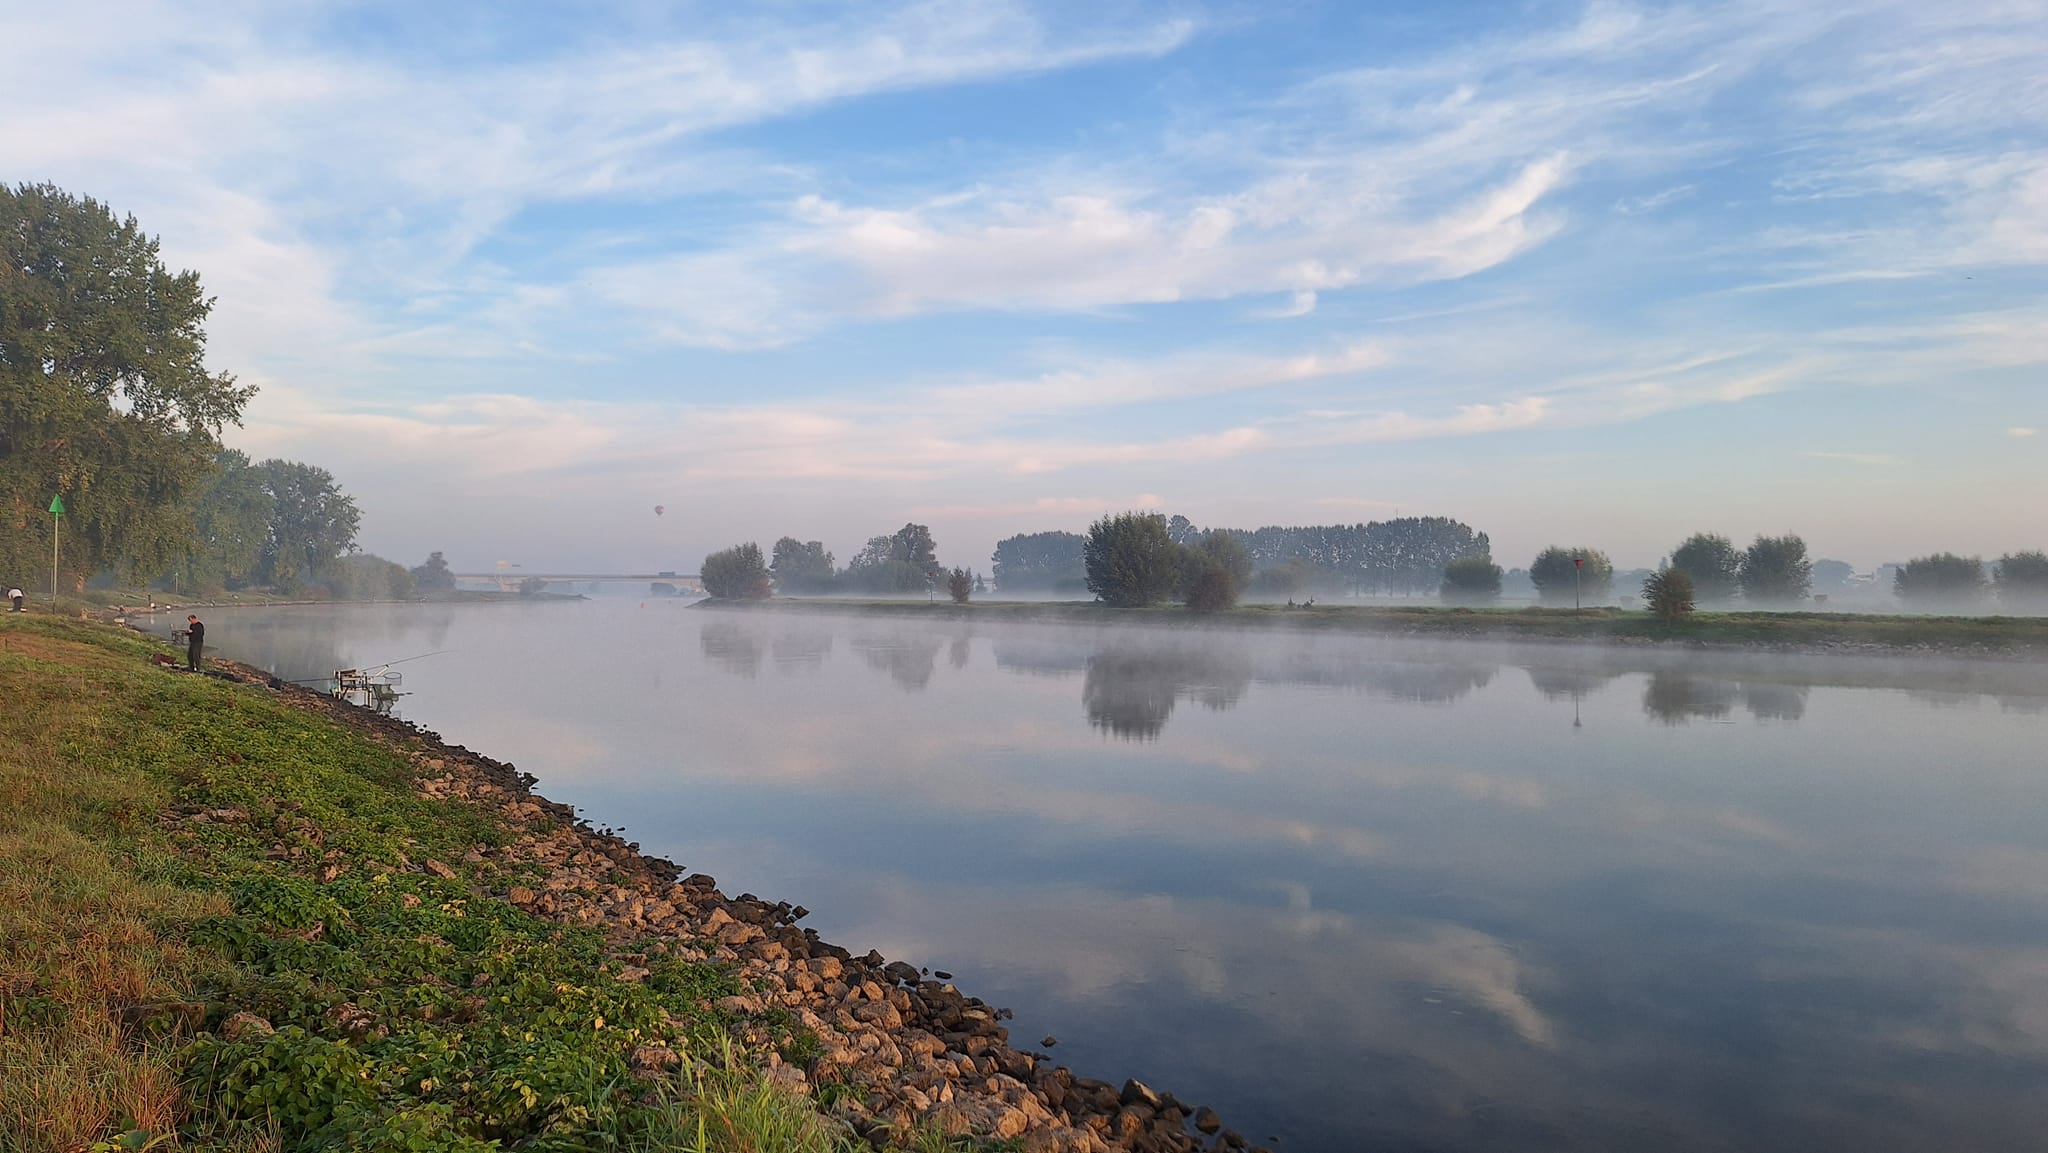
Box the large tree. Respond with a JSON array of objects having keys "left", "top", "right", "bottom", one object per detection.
[
  {"left": 1529, "top": 547, "right": 1613, "bottom": 605},
  {"left": 410, "top": 550, "right": 457, "bottom": 592},
  {"left": 257, "top": 459, "right": 360, "bottom": 592},
  {"left": 1, "top": 183, "right": 253, "bottom": 588},
  {"left": 702, "top": 542, "right": 770, "bottom": 599},
  {"left": 769, "top": 537, "right": 836, "bottom": 594},
  {"left": 990, "top": 530, "right": 1086, "bottom": 590},
  {"left": 1084, "top": 511, "right": 1181, "bottom": 607},
  {"left": 1440, "top": 554, "right": 1503, "bottom": 605},
  {"left": 1739, "top": 535, "right": 1812, "bottom": 605},
  {"left": 1668, "top": 533, "right": 1741, "bottom": 603},
  {"left": 163, "top": 448, "right": 273, "bottom": 593},
  {"left": 1995, "top": 551, "right": 2048, "bottom": 611},
  {"left": 1893, "top": 553, "right": 1987, "bottom": 610}
]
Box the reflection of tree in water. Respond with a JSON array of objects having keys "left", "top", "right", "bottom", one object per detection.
[
  {"left": 1267, "top": 653, "right": 1497, "bottom": 703},
  {"left": 1643, "top": 673, "right": 1810, "bottom": 724},
  {"left": 770, "top": 631, "right": 834, "bottom": 672},
  {"left": 698, "top": 621, "right": 763, "bottom": 678},
  {"left": 991, "top": 641, "right": 1089, "bottom": 679},
  {"left": 1525, "top": 666, "right": 1624, "bottom": 702},
  {"left": 1642, "top": 671, "right": 1739, "bottom": 724},
  {"left": 1741, "top": 682, "right": 1809, "bottom": 721},
  {"left": 949, "top": 635, "right": 971, "bottom": 670},
  {"left": 852, "top": 634, "right": 945, "bottom": 691},
  {"left": 1083, "top": 647, "right": 1252, "bottom": 740}
]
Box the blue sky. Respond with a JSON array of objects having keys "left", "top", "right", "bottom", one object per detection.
[{"left": 6, "top": 0, "right": 2043, "bottom": 573}]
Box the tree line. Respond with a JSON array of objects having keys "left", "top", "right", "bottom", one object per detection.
[
  {"left": 2, "top": 183, "right": 409, "bottom": 601},
  {"left": 708, "top": 511, "right": 2048, "bottom": 617},
  {"left": 701, "top": 524, "right": 987, "bottom": 601}
]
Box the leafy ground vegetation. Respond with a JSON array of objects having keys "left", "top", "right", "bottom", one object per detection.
[{"left": 0, "top": 617, "right": 996, "bottom": 1153}]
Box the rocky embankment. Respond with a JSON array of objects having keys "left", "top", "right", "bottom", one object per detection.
[{"left": 229, "top": 661, "right": 1257, "bottom": 1153}]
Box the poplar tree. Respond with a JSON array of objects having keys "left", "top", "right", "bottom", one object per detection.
[{"left": 1, "top": 183, "right": 253, "bottom": 587}]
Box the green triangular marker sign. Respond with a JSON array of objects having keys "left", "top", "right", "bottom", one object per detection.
[{"left": 48, "top": 495, "right": 64, "bottom": 516}]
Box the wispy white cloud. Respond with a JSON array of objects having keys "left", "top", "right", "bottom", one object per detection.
[{"left": 2012, "top": 427, "right": 2040, "bottom": 438}]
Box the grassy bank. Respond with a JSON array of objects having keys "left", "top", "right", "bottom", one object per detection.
[
  {"left": 0, "top": 617, "right": 962, "bottom": 1152},
  {"left": 700, "top": 597, "right": 2048, "bottom": 655}
]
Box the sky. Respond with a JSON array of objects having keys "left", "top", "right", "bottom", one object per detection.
[{"left": 5, "top": 0, "right": 2044, "bottom": 574}]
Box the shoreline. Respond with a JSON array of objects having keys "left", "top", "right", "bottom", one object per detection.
[
  {"left": 694, "top": 596, "right": 2048, "bottom": 660},
  {"left": 3, "top": 617, "right": 1245, "bottom": 1153}
]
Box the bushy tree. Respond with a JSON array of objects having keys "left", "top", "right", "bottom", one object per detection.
[
  {"left": 701, "top": 543, "right": 770, "bottom": 599},
  {"left": 164, "top": 449, "right": 273, "bottom": 593},
  {"left": 1643, "top": 567, "right": 1696, "bottom": 619},
  {"left": 844, "top": 525, "right": 935, "bottom": 593},
  {"left": 1893, "top": 553, "right": 1988, "bottom": 610},
  {"left": 1529, "top": 547, "right": 1613, "bottom": 605},
  {"left": 1165, "top": 514, "right": 1201, "bottom": 546},
  {"left": 2, "top": 184, "right": 255, "bottom": 588},
  {"left": 1084, "top": 512, "right": 1181, "bottom": 607},
  {"left": 1995, "top": 551, "right": 2048, "bottom": 611},
  {"left": 948, "top": 566, "right": 972, "bottom": 604},
  {"left": 990, "top": 530, "right": 1087, "bottom": 590},
  {"left": 1181, "top": 530, "right": 1251, "bottom": 612},
  {"left": 889, "top": 523, "right": 936, "bottom": 567},
  {"left": 323, "top": 553, "right": 416, "bottom": 600},
  {"left": 1669, "top": 533, "right": 1741, "bottom": 603},
  {"left": 1811, "top": 559, "right": 1854, "bottom": 595},
  {"left": 770, "top": 537, "right": 835, "bottom": 594},
  {"left": 257, "top": 459, "right": 360, "bottom": 592},
  {"left": 411, "top": 550, "right": 457, "bottom": 591},
  {"left": 1739, "top": 535, "right": 1812, "bottom": 605},
  {"left": 1439, "top": 554, "right": 1503, "bottom": 605}
]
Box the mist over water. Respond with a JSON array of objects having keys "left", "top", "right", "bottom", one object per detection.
[{"left": 149, "top": 602, "right": 2048, "bottom": 1153}]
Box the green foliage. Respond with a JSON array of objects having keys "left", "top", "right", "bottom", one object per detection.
[
  {"left": 0, "top": 183, "right": 255, "bottom": 587},
  {"left": 1439, "top": 554, "right": 1502, "bottom": 605},
  {"left": 843, "top": 525, "right": 938, "bottom": 593},
  {"left": 947, "top": 567, "right": 972, "bottom": 604},
  {"left": 1739, "top": 535, "right": 1812, "bottom": 605},
  {"left": 1181, "top": 530, "right": 1250, "bottom": 612},
  {"left": 257, "top": 459, "right": 362, "bottom": 593},
  {"left": 1669, "top": 533, "right": 1741, "bottom": 602},
  {"left": 1893, "top": 553, "right": 1988, "bottom": 609},
  {"left": 323, "top": 554, "right": 417, "bottom": 600},
  {"left": 0, "top": 619, "right": 856, "bottom": 1152},
  {"left": 1995, "top": 551, "right": 2048, "bottom": 610},
  {"left": 411, "top": 552, "right": 457, "bottom": 592},
  {"left": 1529, "top": 547, "right": 1613, "bottom": 605},
  {"left": 1811, "top": 559, "right": 1854, "bottom": 593},
  {"left": 1643, "top": 568, "right": 1696, "bottom": 618},
  {"left": 165, "top": 449, "right": 274, "bottom": 594},
  {"left": 888, "top": 523, "right": 937, "bottom": 568},
  {"left": 989, "top": 531, "right": 1086, "bottom": 591},
  {"left": 1084, "top": 512, "right": 1181, "bottom": 608},
  {"left": 701, "top": 543, "right": 771, "bottom": 599},
  {"left": 770, "top": 538, "right": 836, "bottom": 594}
]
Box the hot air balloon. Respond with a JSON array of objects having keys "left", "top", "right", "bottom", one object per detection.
[{"left": 654, "top": 505, "right": 665, "bottom": 517}]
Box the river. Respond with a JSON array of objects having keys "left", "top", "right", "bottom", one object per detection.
[{"left": 143, "top": 599, "right": 2048, "bottom": 1152}]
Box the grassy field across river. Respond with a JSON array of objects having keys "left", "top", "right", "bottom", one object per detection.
[{"left": 700, "top": 598, "right": 2048, "bottom": 655}]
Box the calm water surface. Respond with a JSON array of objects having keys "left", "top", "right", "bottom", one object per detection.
[{"left": 149, "top": 600, "right": 2048, "bottom": 1153}]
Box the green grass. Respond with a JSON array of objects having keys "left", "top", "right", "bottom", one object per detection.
[
  {"left": 0, "top": 616, "right": 995, "bottom": 1153},
  {"left": 703, "top": 597, "right": 2048, "bottom": 653}
]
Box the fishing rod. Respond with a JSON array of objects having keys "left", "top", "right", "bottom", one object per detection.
[{"left": 270, "top": 649, "right": 454, "bottom": 686}]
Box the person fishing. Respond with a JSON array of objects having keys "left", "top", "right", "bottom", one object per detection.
[{"left": 178, "top": 614, "right": 205, "bottom": 671}]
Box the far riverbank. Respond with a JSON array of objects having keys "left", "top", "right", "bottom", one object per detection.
[{"left": 695, "top": 597, "right": 2048, "bottom": 658}]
